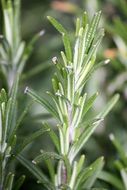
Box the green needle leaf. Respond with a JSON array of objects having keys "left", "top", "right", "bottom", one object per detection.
[
  {"left": 109, "top": 134, "right": 127, "bottom": 166},
  {"left": 97, "top": 94, "right": 120, "bottom": 118},
  {"left": 99, "top": 171, "right": 124, "bottom": 190},
  {"left": 43, "top": 123, "right": 60, "bottom": 153},
  {"left": 24, "top": 87, "right": 59, "bottom": 119},
  {"left": 62, "top": 33, "right": 72, "bottom": 62},
  {"left": 76, "top": 157, "right": 104, "bottom": 189},
  {"left": 13, "top": 175, "right": 26, "bottom": 190},
  {"left": 4, "top": 173, "right": 14, "bottom": 190},
  {"left": 33, "top": 151, "right": 63, "bottom": 164},
  {"left": 47, "top": 16, "right": 67, "bottom": 34},
  {"left": 17, "top": 154, "right": 54, "bottom": 190},
  {"left": 82, "top": 92, "right": 98, "bottom": 119},
  {"left": 15, "top": 127, "right": 50, "bottom": 155}
]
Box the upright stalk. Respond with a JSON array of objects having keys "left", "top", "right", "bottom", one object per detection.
[
  {"left": 23, "top": 10, "right": 119, "bottom": 190},
  {"left": 47, "top": 12, "right": 119, "bottom": 189}
]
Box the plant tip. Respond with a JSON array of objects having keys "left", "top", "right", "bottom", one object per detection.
[
  {"left": 37, "top": 180, "right": 41, "bottom": 184},
  {"left": 52, "top": 56, "right": 58, "bottom": 64},
  {"left": 55, "top": 91, "right": 62, "bottom": 97},
  {"left": 104, "top": 59, "right": 110, "bottom": 64},
  {"left": 39, "top": 30, "right": 45, "bottom": 36},
  {"left": 81, "top": 154, "right": 85, "bottom": 159},
  {"left": 46, "top": 91, "right": 49, "bottom": 94},
  {"left": 40, "top": 149, "right": 44, "bottom": 153},
  {"left": 109, "top": 133, "right": 115, "bottom": 141},
  {"left": 47, "top": 16, "right": 50, "bottom": 19},
  {"left": 24, "top": 86, "right": 29, "bottom": 94},
  {"left": 0, "top": 35, "right": 3, "bottom": 39},
  {"left": 32, "top": 160, "right": 36, "bottom": 165}
]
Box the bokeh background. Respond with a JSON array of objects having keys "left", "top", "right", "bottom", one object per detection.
[{"left": 1, "top": 0, "right": 127, "bottom": 189}]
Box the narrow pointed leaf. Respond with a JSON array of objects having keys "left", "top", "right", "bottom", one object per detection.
[
  {"left": 47, "top": 16, "right": 67, "bottom": 34},
  {"left": 62, "top": 33, "right": 72, "bottom": 62},
  {"left": 13, "top": 175, "right": 25, "bottom": 190},
  {"left": 110, "top": 134, "right": 127, "bottom": 166},
  {"left": 121, "top": 169, "right": 127, "bottom": 190},
  {"left": 45, "top": 159, "right": 55, "bottom": 183},
  {"left": 33, "top": 151, "right": 63, "bottom": 164},
  {"left": 99, "top": 171, "right": 124, "bottom": 190},
  {"left": 97, "top": 94, "right": 120, "bottom": 118},
  {"left": 83, "top": 157, "right": 104, "bottom": 188},
  {"left": 9, "top": 101, "right": 32, "bottom": 142},
  {"left": 0, "top": 88, "right": 7, "bottom": 103},
  {"left": 76, "top": 157, "right": 104, "bottom": 189},
  {"left": 7, "top": 74, "right": 19, "bottom": 138},
  {"left": 82, "top": 92, "right": 98, "bottom": 119},
  {"left": 69, "top": 118, "right": 103, "bottom": 162},
  {"left": 24, "top": 87, "right": 59, "bottom": 119},
  {"left": 4, "top": 173, "right": 14, "bottom": 190},
  {"left": 43, "top": 123, "right": 60, "bottom": 152},
  {"left": 77, "top": 155, "right": 85, "bottom": 174},
  {"left": 16, "top": 127, "right": 50, "bottom": 154},
  {"left": 17, "top": 154, "right": 54, "bottom": 190},
  {"left": 85, "top": 11, "right": 101, "bottom": 53}
]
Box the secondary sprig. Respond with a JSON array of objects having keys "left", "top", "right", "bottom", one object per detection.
[{"left": 0, "top": 0, "right": 45, "bottom": 189}]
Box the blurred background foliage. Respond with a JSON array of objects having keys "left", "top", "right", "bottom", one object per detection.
[{"left": 0, "top": 0, "right": 127, "bottom": 189}]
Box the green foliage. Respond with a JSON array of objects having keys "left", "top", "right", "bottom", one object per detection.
[
  {"left": 0, "top": 0, "right": 124, "bottom": 189},
  {"left": 23, "top": 11, "right": 119, "bottom": 189},
  {"left": 0, "top": 0, "right": 47, "bottom": 189}
]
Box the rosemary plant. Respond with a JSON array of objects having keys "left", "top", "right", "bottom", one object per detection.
[
  {"left": 0, "top": 0, "right": 46, "bottom": 189},
  {"left": 18, "top": 11, "right": 120, "bottom": 190}
]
